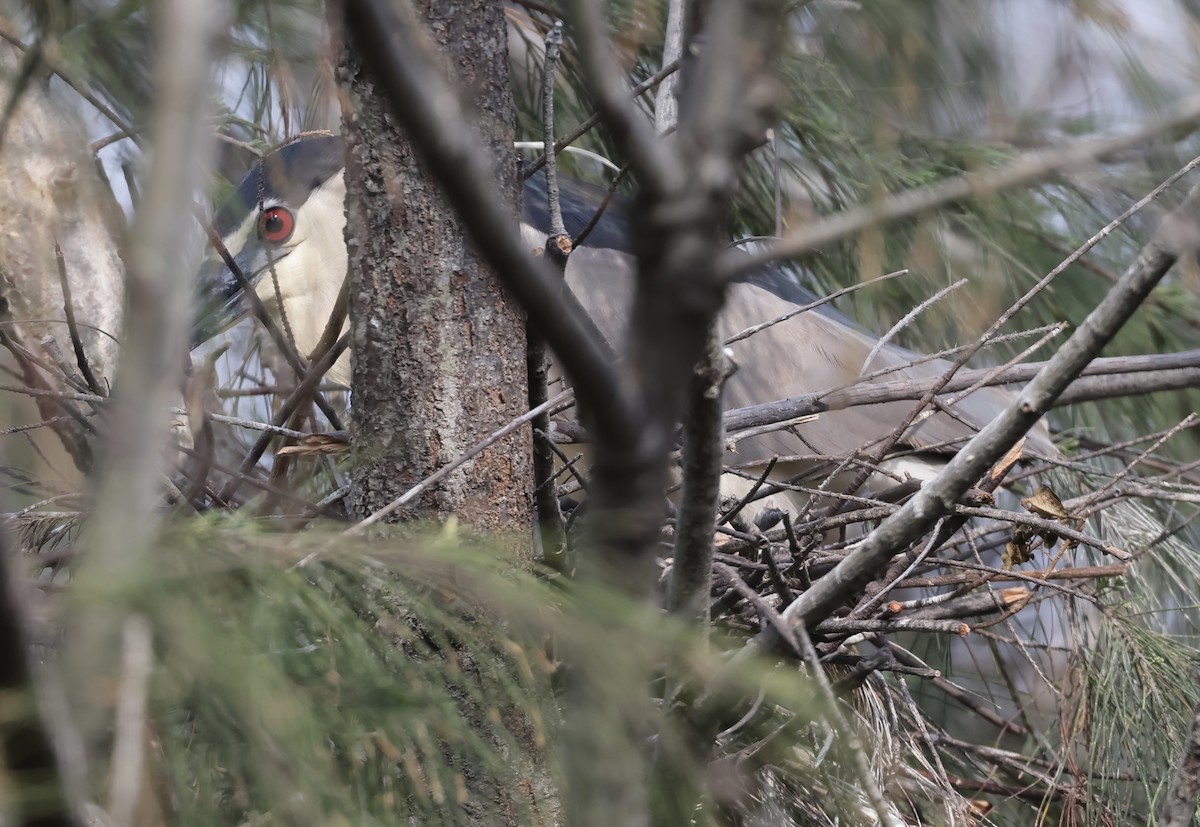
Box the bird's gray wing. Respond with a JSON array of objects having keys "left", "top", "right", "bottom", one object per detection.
[{"left": 554, "top": 249, "right": 1058, "bottom": 466}]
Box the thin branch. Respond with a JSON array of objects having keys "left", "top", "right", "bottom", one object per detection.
[
  {"left": 560, "top": 0, "right": 685, "bottom": 196},
  {"left": 724, "top": 348, "right": 1200, "bottom": 434},
  {"left": 531, "top": 19, "right": 569, "bottom": 563},
  {"left": 717, "top": 457, "right": 777, "bottom": 527},
  {"left": 54, "top": 243, "right": 103, "bottom": 396},
  {"left": 218, "top": 331, "right": 350, "bottom": 505},
  {"left": 669, "top": 329, "right": 727, "bottom": 620},
  {"left": 723, "top": 268, "right": 908, "bottom": 346},
  {"left": 860, "top": 279, "right": 966, "bottom": 375},
  {"left": 793, "top": 622, "right": 904, "bottom": 827},
  {"left": 520, "top": 61, "right": 680, "bottom": 181},
  {"left": 722, "top": 102, "right": 1200, "bottom": 278},
  {"left": 540, "top": 20, "right": 568, "bottom": 240}
]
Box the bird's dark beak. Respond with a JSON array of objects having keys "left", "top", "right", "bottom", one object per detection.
[{"left": 190, "top": 252, "right": 251, "bottom": 348}]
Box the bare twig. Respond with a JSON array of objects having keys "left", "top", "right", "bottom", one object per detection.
[
  {"left": 520, "top": 59, "right": 681, "bottom": 181},
  {"left": 54, "top": 243, "right": 103, "bottom": 396},
  {"left": 670, "top": 329, "right": 728, "bottom": 620},
  {"left": 723, "top": 268, "right": 908, "bottom": 346},
  {"left": 530, "top": 19, "right": 569, "bottom": 562},
  {"left": 65, "top": 0, "right": 220, "bottom": 801},
  {"left": 722, "top": 105, "right": 1200, "bottom": 277},
  {"left": 718, "top": 457, "right": 777, "bottom": 527},
  {"left": 540, "top": 20, "right": 568, "bottom": 241},
  {"left": 724, "top": 348, "right": 1200, "bottom": 435},
  {"left": 218, "top": 331, "right": 350, "bottom": 504},
  {"left": 860, "top": 279, "right": 966, "bottom": 375}
]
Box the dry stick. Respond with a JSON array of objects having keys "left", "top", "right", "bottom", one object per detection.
[
  {"left": 566, "top": 3, "right": 785, "bottom": 826},
  {"left": 563, "top": 0, "right": 686, "bottom": 197},
  {"left": 1055, "top": 367, "right": 1200, "bottom": 405},
  {"left": 347, "top": 390, "right": 574, "bottom": 535},
  {"left": 921, "top": 559, "right": 1103, "bottom": 604},
  {"left": 724, "top": 348, "right": 1200, "bottom": 433},
  {"left": 65, "top": 0, "right": 218, "bottom": 820},
  {"left": 893, "top": 564, "right": 1127, "bottom": 590},
  {"left": 766, "top": 180, "right": 1200, "bottom": 639},
  {"left": 951, "top": 504, "right": 1128, "bottom": 560},
  {"left": 656, "top": 0, "right": 727, "bottom": 627},
  {"left": 906, "top": 589, "right": 1029, "bottom": 623},
  {"left": 54, "top": 243, "right": 103, "bottom": 396},
  {"left": 217, "top": 331, "right": 349, "bottom": 505},
  {"left": 571, "top": 162, "right": 630, "bottom": 249},
  {"left": 714, "top": 562, "right": 800, "bottom": 655},
  {"left": 521, "top": 57, "right": 681, "bottom": 181},
  {"left": 853, "top": 518, "right": 947, "bottom": 617},
  {"left": 857, "top": 322, "right": 1065, "bottom": 385},
  {"left": 530, "top": 19, "right": 569, "bottom": 562},
  {"left": 175, "top": 441, "right": 317, "bottom": 512},
  {"left": 218, "top": 383, "right": 344, "bottom": 398},
  {"left": 814, "top": 617, "right": 969, "bottom": 636},
  {"left": 943, "top": 321, "right": 1068, "bottom": 408},
  {"left": 670, "top": 329, "right": 727, "bottom": 619},
  {"left": 534, "top": 428, "right": 588, "bottom": 491},
  {"left": 860, "top": 278, "right": 966, "bottom": 375},
  {"left": 199, "top": 411, "right": 310, "bottom": 439},
  {"left": 1, "top": 333, "right": 98, "bottom": 453},
  {"left": 0, "top": 274, "right": 99, "bottom": 469},
  {"left": 724, "top": 267, "right": 908, "bottom": 345},
  {"left": 218, "top": 279, "right": 349, "bottom": 503},
  {"left": 1073, "top": 412, "right": 1200, "bottom": 515},
  {"left": 717, "top": 456, "right": 777, "bottom": 527},
  {"left": 540, "top": 20, "right": 568, "bottom": 241}
]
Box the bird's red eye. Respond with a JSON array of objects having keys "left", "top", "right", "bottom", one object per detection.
[{"left": 257, "top": 206, "right": 295, "bottom": 245}]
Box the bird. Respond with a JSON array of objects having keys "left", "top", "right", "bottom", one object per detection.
[{"left": 192, "top": 134, "right": 1059, "bottom": 511}]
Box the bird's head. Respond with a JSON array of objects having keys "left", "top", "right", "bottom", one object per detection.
[{"left": 192, "top": 134, "right": 347, "bottom": 354}]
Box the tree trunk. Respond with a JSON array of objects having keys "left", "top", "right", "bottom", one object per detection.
[{"left": 337, "top": 1, "right": 532, "bottom": 534}]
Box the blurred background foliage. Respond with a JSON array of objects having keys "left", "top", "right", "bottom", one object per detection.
[{"left": 4, "top": 0, "right": 1200, "bottom": 824}]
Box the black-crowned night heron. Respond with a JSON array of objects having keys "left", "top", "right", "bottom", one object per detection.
[{"left": 193, "top": 135, "right": 1058, "bottom": 505}]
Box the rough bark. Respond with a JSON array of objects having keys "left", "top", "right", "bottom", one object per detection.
[
  {"left": 338, "top": 0, "right": 532, "bottom": 533},
  {"left": 338, "top": 7, "right": 549, "bottom": 824}
]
